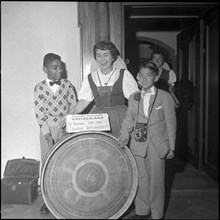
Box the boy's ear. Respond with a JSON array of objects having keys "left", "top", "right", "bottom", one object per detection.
[{"left": 43, "top": 66, "right": 48, "bottom": 73}]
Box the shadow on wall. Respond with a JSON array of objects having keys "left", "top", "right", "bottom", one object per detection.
[
  {"left": 61, "top": 61, "right": 78, "bottom": 102},
  {"left": 61, "top": 61, "right": 67, "bottom": 79}
]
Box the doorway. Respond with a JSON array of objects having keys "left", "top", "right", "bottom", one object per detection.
[
  {"left": 123, "top": 2, "right": 218, "bottom": 180},
  {"left": 77, "top": 2, "right": 218, "bottom": 180}
]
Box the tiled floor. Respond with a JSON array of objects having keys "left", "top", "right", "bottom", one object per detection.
[{"left": 1, "top": 158, "right": 218, "bottom": 219}]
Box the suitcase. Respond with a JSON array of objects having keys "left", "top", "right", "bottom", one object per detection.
[{"left": 1, "top": 156, "right": 40, "bottom": 204}]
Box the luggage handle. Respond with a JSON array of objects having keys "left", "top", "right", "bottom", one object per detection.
[{"left": 4, "top": 175, "right": 38, "bottom": 179}]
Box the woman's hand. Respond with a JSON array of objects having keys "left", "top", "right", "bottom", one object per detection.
[{"left": 69, "top": 99, "right": 90, "bottom": 115}]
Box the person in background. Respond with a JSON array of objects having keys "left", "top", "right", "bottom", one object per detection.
[
  {"left": 151, "top": 50, "right": 179, "bottom": 107},
  {"left": 34, "top": 53, "right": 77, "bottom": 214},
  {"left": 67, "top": 40, "right": 139, "bottom": 137},
  {"left": 119, "top": 61, "right": 177, "bottom": 219}
]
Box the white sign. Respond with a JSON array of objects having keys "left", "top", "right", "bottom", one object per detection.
[{"left": 66, "top": 114, "right": 111, "bottom": 133}]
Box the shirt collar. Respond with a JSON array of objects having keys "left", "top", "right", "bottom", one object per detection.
[
  {"left": 141, "top": 86, "right": 155, "bottom": 96},
  {"left": 46, "top": 78, "right": 53, "bottom": 83}
]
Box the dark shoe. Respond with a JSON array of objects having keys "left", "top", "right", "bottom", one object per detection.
[
  {"left": 129, "top": 214, "right": 150, "bottom": 219},
  {"left": 40, "top": 203, "right": 50, "bottom": 214}
]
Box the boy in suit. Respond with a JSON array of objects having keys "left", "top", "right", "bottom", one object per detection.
[
  {"left": 119, "top": 61, "right": 177, "bottom": 219},
  {"left": 34, "top": 53, "right": 77, "bottom": 214}
]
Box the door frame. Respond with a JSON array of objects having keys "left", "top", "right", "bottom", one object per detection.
[
  {"left": 78, "top": 2, "right": 218, "bottom": 176},
  {"left": 203, "top": 9, "right": 219, "bottom": 181},
  {"left": 121, "top": 2, "right": 212, "bottom": 170}
]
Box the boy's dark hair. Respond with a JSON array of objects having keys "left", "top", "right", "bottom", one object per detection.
[
  {"left": 151, "top": 50, "right": 165, "bottom": 61},
  {"left": 93, "top": 41, "right": 119, "bottom": 62},
  {"left": 139, "top": 61, "right": 159, "bottom": 76},
  {"left": 43, "top": 53, "right": 61, "bottom": 67}
]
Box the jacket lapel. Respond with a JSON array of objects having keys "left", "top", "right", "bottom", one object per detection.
[{"left": 148, "top": 89, "right": 159, "bottom": 114}]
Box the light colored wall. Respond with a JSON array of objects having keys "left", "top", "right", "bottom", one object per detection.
[
  {"left": 1, "top": 2, "right": 81, "bottom": 177},
  {"left": 136, "top": 31, "right": 179, "bottom": 55}
]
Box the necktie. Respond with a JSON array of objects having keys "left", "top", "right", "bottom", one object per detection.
[{"left": 49, "top": 80, "right": 61, "bottom": 86}]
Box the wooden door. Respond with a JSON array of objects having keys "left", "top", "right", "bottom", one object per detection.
[
  {"left": 177, "top": 20, "right": 203, "bottom": 168},
  {"left": 203, "top": 9, "right": 219, "bottom": 181}
]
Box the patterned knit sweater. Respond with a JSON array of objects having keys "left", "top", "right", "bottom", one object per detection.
[{"left": 34, "top": 79, "right": 77, "bottom": 136}]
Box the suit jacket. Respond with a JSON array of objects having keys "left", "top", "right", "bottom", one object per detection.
[{"left": 120, "top": 88, "right": 177, "bottom": 158}]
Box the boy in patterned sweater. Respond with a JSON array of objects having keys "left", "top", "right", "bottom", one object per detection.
[{"left": 34, "top": 53, "right": 77, "bottom": 214}]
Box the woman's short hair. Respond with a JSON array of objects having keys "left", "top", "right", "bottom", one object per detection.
[
  {"left": 43, "top": 53, "right": 61, "bottom": 67},
  {"left": 139, "top": 61, "right": 159, "bottom": 76},
  {"left": 93, "top": 41, "right": 119, "bottom": 61}
]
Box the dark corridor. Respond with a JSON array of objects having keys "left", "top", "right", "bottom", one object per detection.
[{"left": 123, "top": 2, "right": 219, "bottom": 182}]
